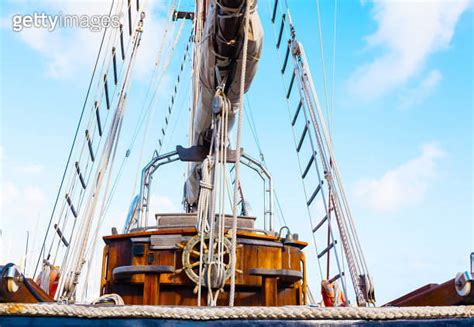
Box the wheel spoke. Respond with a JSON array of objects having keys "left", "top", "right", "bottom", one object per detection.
[{"left": 190, "top": 261, "right": 200, "bottom": 268}]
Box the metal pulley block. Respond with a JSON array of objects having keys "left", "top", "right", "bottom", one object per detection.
[
  {"left": 359, "top": 274, "right": 376, "bottom": 305},
  {"left": 455, "top": 271, "right": 473, "bottom": 297}
]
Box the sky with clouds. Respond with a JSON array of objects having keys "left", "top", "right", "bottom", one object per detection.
[{"left": 0, "top": 0, "right": 472, "bottom": 305}]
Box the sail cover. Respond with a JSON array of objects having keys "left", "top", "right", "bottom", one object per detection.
[{"left": 185, "top": 0, "right": 263, "bottom": 206}]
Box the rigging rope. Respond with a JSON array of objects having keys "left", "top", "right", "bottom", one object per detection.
[
  {"left": 124, "top": 26, "right": 192, "bottom": 232},
  {"left": 40, "top": 0, "right": 146, "bottom": 283},
  {"left": 314, "top": 0, "right": 332, "bottom": 138},
  {"left": 229, "top": 0, "right": 251, "bottom": 307},
  {"left": 56, "top": 6, "right": 147, "bottom": 302},
  {"left": 128, "top": 6, "right": 186, "bottom": 228},
  {"left": 265, "top": 0, "right": 324, "bottom": 281},
  {"left": 33, "top": 0, "right": 117, "bottom": 279},
  {"left": 330, "top": 0, "right": 338, "bottom": 138},
  {"left": 244, "top": 95, "right": 288, "bottom": 227}
]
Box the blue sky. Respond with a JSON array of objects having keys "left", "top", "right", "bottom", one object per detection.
[{"left": 0, "top": 0, "right": 472, "bottom": 305}]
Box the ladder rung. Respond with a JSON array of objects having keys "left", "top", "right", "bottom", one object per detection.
[
  {"left": 286, "top": 71, "right": 295, "bottom": 98},
  {"left": 75, "top": 161, "right": 86, "bottom": 190},
  {"left": 95, "top": 101, "right": 102, "bottom": 137},
  {"left": 65, "top": 194, "right": 78, "bottom": 218},
  {"left": 276, "top": 14, "right": 285, "bottom": 49},
  {"left": 312, "top": 214, "right": 327, "bottom": 233},
  {"left": 292, "top": 101, "right": 302, "bottom": 126},
  {"left": 120, "top": 24, "right": 125, "bottom": 60},
  {"left": 104, "top": 74, "right": 110, "bottom": 110},
  {"left": 85, "top": 130, "right": 95, "bottom": 162},
  {"left": 271, "top": 0, "right": 278, "bottom": 23},
  {"left": 281, "top": 41, "right": 290, "bottom": 74},
  {"left": 112, "top": 47, "right": 118, "bottom": 85},
  {"left": 329, "top": 272, "right": 343, "bottom": 284},
  {"left": 302, "top": 153, "right": 315, "bottom": 179},
  {"left": 54, "top": 224, "right": 69, "bottom": 247},
  {"left": 128, "top": 0, "right": 132, "bottom": 36},
  {"left": 296, "top": 123, "right": 308, "bottom": 152},
  {"left": 307, "top": 181, "right": 323, "bottom": 206},
  {"left": 318, "top": 241, "right": 336, "bottom": 259}
]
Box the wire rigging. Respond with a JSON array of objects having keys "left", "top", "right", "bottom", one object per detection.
[
  {"left": 314, "top": 0, "right": 332, "bottom": 138},
  {"left": 33, "top": 0, "right": 117, "bottom": 278},
  {"left": 244, "top": 95, "right": 288, "bottom": 227}
]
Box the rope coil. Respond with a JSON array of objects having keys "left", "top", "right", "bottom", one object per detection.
[{"left": 1, "top": 304, "right": 473, "bottom": 321}]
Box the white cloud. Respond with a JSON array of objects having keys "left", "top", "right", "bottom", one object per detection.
[
  {"left": 348, "top": 0, "right": 469, "bottom": 102},
  {"left": 3, "top": 1, "right": 169, "bottom": 79},
  {"left": 11, "top": 1, "right": 112, "bottom": 78},
  {"left": 354, "top": 143, "right": 444, "bottom": 213},
  {"left": 398, "top": 69, "right": 442, "bottom": 110}
]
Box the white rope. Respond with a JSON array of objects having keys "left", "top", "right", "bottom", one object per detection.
[
  {"left": 196, "top": 157, "right": 212, "bottom": 306},
  {"left": 330, "top": 0, "right": 337, "bottom": 138},
  {"left": 57, "top": 11, "right": 146, "bottom": 302},
  {"left": 125, "top": 0, "right": 178, "bottom": 207},
  {"left": 244, "top": 95, "right": 287, "bottom": 227},
  {"left": 265, "top": 0, "right": 325, "bottom": 283},
  {"left": 89, "top": 293, "right": 124, "bottom": 305},
  {"left": 41, "top": 0, "right": 144, "bottom": 282},
  {"left": 314, "top": 0, "right": 331, "bottom": 138},
  {"left": 43, "top": 0, "right": 125, "bottom": 272},
  {"left": 229, "top": 0, "right": 250, "bottom": 307},
  {"left": 129, "top": 10, "right": 187, "bottom": 229},
  {"left": 1, "top": 304, "right": 472, "bottom": 320}
]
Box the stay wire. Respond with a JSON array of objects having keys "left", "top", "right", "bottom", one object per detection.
[{"left": 33, "top": 0, "right": 116, "bottom": 278}]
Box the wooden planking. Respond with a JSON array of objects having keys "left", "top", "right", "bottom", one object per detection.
[
  {"left": 102, "top": 231, "right": 306, "bottom": 306},
  {"left": 262, "top": 277, "right": 278, "bottom": 306},
  {"left": 241, "top": 245, "right": 260, "bottom": 285},
  {"left": 258, "top": 246, "right": 282, "bottom": 270},
  {"left": 143, "top": 274, "right": 160, "bottom": 305}
]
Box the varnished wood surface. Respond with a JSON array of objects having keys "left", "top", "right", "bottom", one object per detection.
[
  {"left": 101, "top": 229, "right": 307, "bottom": 306},
  {"left": 385, "top": 279, "right": 474, "bottom": 306},
  {"left": 0, "top": 278, "right": 53, "bottom": 303}
]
